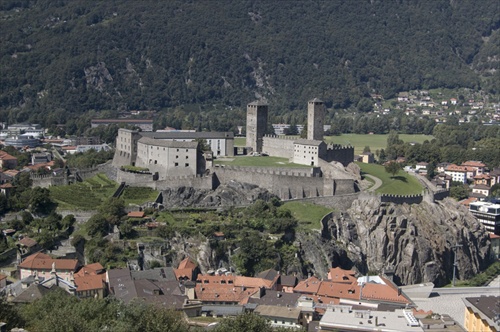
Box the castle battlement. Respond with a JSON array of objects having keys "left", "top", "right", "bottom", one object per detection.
[{"left": 213, "top": 165, "right": 321, "bottom": 178}]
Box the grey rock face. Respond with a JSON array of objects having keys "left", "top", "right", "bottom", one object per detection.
[
  {"left": 321, "top": 195, "right": 490, "bottom": 286},
  {"left": 161, "top": 181, "right": 277, "bottom": 208}
]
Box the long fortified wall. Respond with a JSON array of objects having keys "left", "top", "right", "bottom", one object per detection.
[
  {"left": 212, "top": 165, "right": 356, "bottom": 200},
  {"left": 116, "top": 169, "right": 214, "bottom": 191},
  {"left": 30, "top": 168, "right": 100, "bottom": 188}
]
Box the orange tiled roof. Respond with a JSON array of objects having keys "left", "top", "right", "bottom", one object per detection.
[
  {"left": 127, "top": 211, "right": 145, "bottom": 218},
  {"left": 235, "top": 276, "right": 274, "bottom": 289},
  {"left": 316, "top": 281, "right": 360, "bottom": 301},
  {"left": 75, "top": 263, "right": 104, "bottom": 277},
  {"left": 74, "top": 274, "right": 105, "bottom": 292},
  {"left": 361, "top": 282, "right": 410, "bottom": 304},
  {"left": 462, "top": 161, "right": 486, "bottom": 168},
  {"left": 327, "top": 267, "right": 357, "bottom": 283},
  {"left": 18, "top": 237, "right": 38, "bottom": 248},
  {"left": 293, "top": 276, "right": 322, "bottom": 294},
  {"left": 445, "top": 164, "right": 475, "bottom": 172},
  {"left": 3, "top": 170, "right": 19, "bottom": 177},
  {"left": 489, "top": 233, "right": 500, "bottom": 240},
  {"left": 195, "top": 283, "right": 256, "bottom": 303},
  {"left": 459, "top": 197, "right": 478, "bottom": 206},
  {"left": 0, "top": 151, "right": 17, "bottom": 160},
  {"left": 0, "top": 183, "right": 14, "bottom": 189},
  {"left": 177, "top": 257, "right": 197, "bottom": 270},
  {"left": 18, "top": 252, "right": 79, "bottom": 271}
]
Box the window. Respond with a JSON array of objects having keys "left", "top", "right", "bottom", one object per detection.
[
  {"left": 176, "top": 155, "right": 179, "bottom": 159},
  {"left": 186, "top": 149, "right": 188, "bottom": 152},
  {"left": 185, "top": 163, "right": 189, "bottom": 167},
  {"left": 174, "top": 162, "right": 179, "bottom": 167},
  {"left": 186, "top": 156, "right": 189, "bottom": 159}
]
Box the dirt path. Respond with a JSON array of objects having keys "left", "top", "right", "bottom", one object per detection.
[{"left": 365, "top": 174, "right": 382, "bottom": 192}]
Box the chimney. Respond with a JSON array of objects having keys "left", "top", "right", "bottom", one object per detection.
[{"left": 375, "top": 316, "right": 378, "bottom": 326}]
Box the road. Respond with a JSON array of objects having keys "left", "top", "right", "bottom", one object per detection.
[{"left": 364, "top": 174, "right": 382, "bottom": 192}]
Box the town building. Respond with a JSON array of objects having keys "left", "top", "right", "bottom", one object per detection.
[
  {"left": 0, "top": 151, "right": 18, "bottom": 169},
  {"left": 463, "top": 296, "right": 500, "bottom": 332},
  {"left": 469, "top": 201, "right": 500, "bottom": 235},
  {"left": 17, "top": 253, "right": 79, "bottom": 282}
]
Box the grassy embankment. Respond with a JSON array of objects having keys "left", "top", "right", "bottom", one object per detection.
[
  {"left": 357, "top": 162, "right": 423, "bottom": 195},
  {"left": 49, "top": 174, "right": 158, "bottom": 210},
  {"left": 280, "top": 202, "right": 332, "bottom": 231}
]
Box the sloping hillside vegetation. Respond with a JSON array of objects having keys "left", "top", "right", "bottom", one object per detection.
[{"left": 1, "top": 0, "right": 499, "bottom": 128}]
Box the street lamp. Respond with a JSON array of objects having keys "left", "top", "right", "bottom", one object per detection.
[{"left": 452, "top": 242, "right": 463, "bottom": 287}]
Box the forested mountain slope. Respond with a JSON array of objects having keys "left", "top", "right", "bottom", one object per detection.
[{"left": 1, "top": 0, "right": 499, "bottom": 125}]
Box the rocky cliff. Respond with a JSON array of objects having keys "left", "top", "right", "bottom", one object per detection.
[
  {"left": 161, "top": 181, "right": 277, "bottom": 208},
  {"left": 301, "top": 193, "right": 491, "bottom": 286}
]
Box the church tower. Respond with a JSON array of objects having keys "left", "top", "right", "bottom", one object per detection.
[
  {"left": 246, "top": 100, "right": 268, "bottom": 153},
  {"left": 307, "top": 98, "right": 324, "bottom": 141}
]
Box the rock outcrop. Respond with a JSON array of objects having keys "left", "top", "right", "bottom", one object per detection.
[
  {"left": 161, "top": 180, "right": 277, "bottom": 208},
  {"left": 314, "top": 193, "right": 491, "bottom": 286}
]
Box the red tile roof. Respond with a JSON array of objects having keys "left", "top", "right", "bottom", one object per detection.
[
  {"left": 127, "top": 211, "right": 145, "bottom": 218},
  {"left": 178, "top": 257, "right": 197, "bottom": 270},
  {"left": 293, "top": 276, "right": 322, "bottom": 294},
  {"left": 0, "top": 151, "right": 17, "bottom": 161},
  {"left": 489, "top": 233, "right": 500, "bottom": 240},
  {"left": 75, "top": 263, "right": 104, "bottom": 277},
  {"left": 74, "top": 274, "right": 105, "bottom": 292},
  {"left": 195, "top": 283, "right": 257, "bottom": 303},
  {"left": 327, "top": 267, "right": 357, "bottom": 283},
  {"left": 361, "top": 282, "right": 410, "bottom": 304},
  {"left": 18, "top": 236, "right": 38, "bottom": 248},
  {"left": 461, "top": 161, "right": 486, "bottom": 168},
  {"left": 18, "top": 252, "right": 79, "bottom": 271}
]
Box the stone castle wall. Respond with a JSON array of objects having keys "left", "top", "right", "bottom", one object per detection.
[
  {"left": 262, "top": 136, "right": 295, "bottom": 159},
  {"left": 323, "top": 144, "right": 355, "bottom": 167},
  {"left": 212, "top": 165, "right": 355, "bottom": 200},
  {"left": 116, "top": 169, "right": 214, "bottom": 191},
  {"left": 30, "top": 168, "right": 100, "bottom": 188}
]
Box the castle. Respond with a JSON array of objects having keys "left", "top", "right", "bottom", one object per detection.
[{"left": 107, "top": 99, "right": 358, "bottom": 202}]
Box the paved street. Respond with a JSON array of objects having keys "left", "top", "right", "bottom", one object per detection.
[{"left": 412, "top": 287, "right": 500, "bottom": 329}]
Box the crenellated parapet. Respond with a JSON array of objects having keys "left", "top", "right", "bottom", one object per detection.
[{"left": 380, "top": 194, "right": 423, "bottom": 205}]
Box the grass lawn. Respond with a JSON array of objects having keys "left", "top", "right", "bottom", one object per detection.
[
  {"left": 214, "top": 156, "right": 311, "bottom": 168},
  {"left": 121, "top": 187, "right": 159, "bottom": 206},
  {"left": 234, "top": 137, "right": 246, "bottom": 146},
  {"left": 237, "top": 134, "right": 433, "bottom": 156},
  {"left": 357, "top": 162, "right": 423, "bottom": 195},
  {"left": 325, "top": 134, "right": 434, "bottom": 155},
  {"left": 280, "top": 202, "right": 332, "bottom": 230}
]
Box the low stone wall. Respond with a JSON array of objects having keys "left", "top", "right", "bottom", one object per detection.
[{"left": 380, "top": 194, "right": 423, "bottom": 205}]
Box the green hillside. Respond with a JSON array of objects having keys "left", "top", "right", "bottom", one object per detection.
[{"left": 1, "top": 0, "right": 499, "bottom": 129}]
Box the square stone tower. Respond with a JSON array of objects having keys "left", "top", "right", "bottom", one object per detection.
[
  {"left": 307, "top": 98, "right": 324, "bottom": 141},
  {"left": 246, "top": 100, "right": 268, "bottom": 153}
]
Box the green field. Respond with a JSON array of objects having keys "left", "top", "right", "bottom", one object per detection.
[
  {"left": 325, "top": 134, "right": 434, "bottom": 155},
  {"left": 357, "top": 162, "right": 423, "bottom": 195},
  {"left": 50, "top": 174, "right": 158, "bottom": 210},
  {"left": 237, "top": 134, "right": 433, "bottom": 155},
  {"left": 280, "top": 201, "right": 332, "bottom": 230},
  {"left": 214, "top": 156, "right": 311, "bottom": 168}
]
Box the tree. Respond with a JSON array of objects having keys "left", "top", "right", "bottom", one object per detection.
[
  {"left": 98, "top": 197, "right": 126, "bottom": 225},
  {"left": 363, "top": 146, "right": 371, "bottom": 153},
  {"left": 29, "top": 187, "right": 56, "bottom": 216},
  {"left": 450, "top": 184, "right": 470, "bottom": 200},
  {"left": 86, "top": 214, "right": 109, "bottom": 237},
  {"left": 212, "top": 313, "right": 272, "bottom": 332},
  {"left": 385, "top": 161, "right": 401, "bottom": 177}
]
